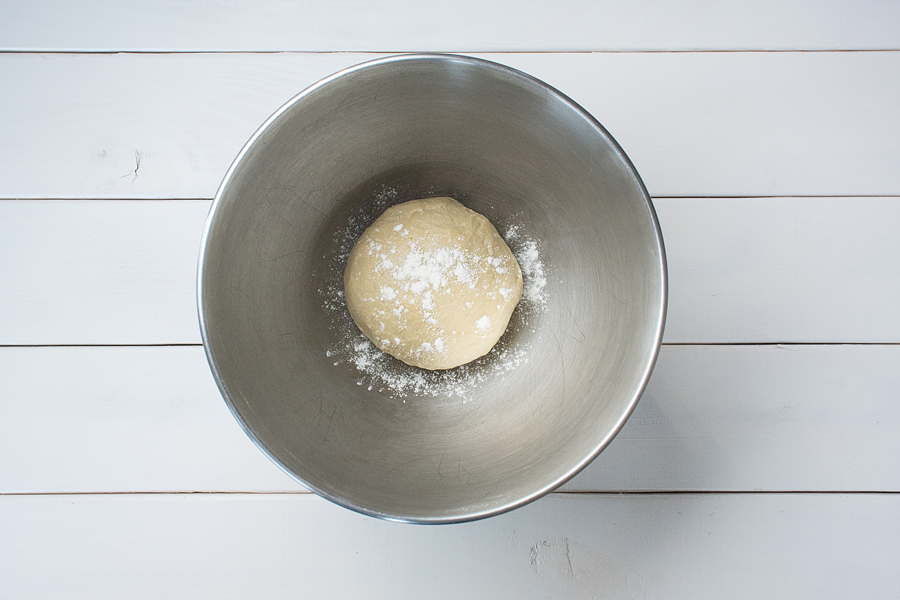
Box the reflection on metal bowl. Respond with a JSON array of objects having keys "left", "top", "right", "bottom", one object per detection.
[{"left": 198, "top": 54, "right": 667, "bottom": 523}]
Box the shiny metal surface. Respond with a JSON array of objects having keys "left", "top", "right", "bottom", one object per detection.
[{"left": 198, "top": 54, "right": 667, "bottom": 523}]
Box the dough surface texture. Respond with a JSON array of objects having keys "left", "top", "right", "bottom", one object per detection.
[{"left": 344, "top": 197, "right": 523, "bottom": 370}]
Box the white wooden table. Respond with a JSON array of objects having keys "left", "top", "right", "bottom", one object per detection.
[{"left": 2, "top": 2, "right": 899, "bottom": 597}]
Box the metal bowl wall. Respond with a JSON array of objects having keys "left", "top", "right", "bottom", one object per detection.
[{"left": 198, "top": 54, "right": 667, "bottom": 523}]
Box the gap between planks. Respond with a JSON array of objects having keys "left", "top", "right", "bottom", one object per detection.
[
  {"left": 2, "top": 490, "right": 898, "bottom": 496},
  {"left": 2, "top": 342, "right": 899, "bottom": 348},
  {"left": 1, "top": 49, "right": 900, "bottom": 55},
  {"left": 1, "top": 195, "right": 898, "bottom": 201}
]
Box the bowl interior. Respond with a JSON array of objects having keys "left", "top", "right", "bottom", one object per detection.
[{"left": 199, "top": 55, "right": 666, "bottom": 523}]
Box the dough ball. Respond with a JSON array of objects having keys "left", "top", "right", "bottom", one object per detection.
[{"left": 344, "top": 197, "right": 523, "bottom": 370}]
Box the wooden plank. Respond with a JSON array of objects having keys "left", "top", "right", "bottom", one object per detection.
[
  {"left": 3, "top": 197, "right": 898, "bottom": 346},
  {"left": 3, "top": 0, "right": 899, "bottom": 52},
  {"left": 0, "top": 346, "right": 295, "bottom": 494},
  {"left": 0, "top": 53, "right": 369, "bottom": 200},
  {"left": 1, "top": 493, "right": 897, "bottom": 598},
  {"left": 658, "top": 196, "right": 900, "bottom": 344},
  {"left": 571, "top": 343, "right": 900, "bottom": 492},
  {"left": 0, "top": 200, "right": 208, "bottom": 345},
  {"left": 1, "top": 52, "right": 899, "bottom": 199},
  {"left": 1, "top": 345, "right": 897, "bottom": 494}
]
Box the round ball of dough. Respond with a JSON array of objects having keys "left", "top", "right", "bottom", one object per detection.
[{"left": 344, "top": 197, "right": 523, "bottom": 370}]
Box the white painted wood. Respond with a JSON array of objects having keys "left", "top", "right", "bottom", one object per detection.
[
  {"left": 3, "top": 0, "right": 899, "bottom": 52},
  {"left": 3, "top": 2, "right": 895, "bottom": 595},
  {"left": 0, "top": 53, "right": 370, "bottom": 200},
  {"left": 2, "top": 345, "right": 897, "bottom": 494},
  {"left": 1, "top": 493, "right": 897, "bottom": 598},
  {"left": 0, "top": 200, "right": 209, "bottom": 345},
  {"left": 658, "top": 196, "right": 900, "bottom": 344},
  {"left": 0, "top": 346, "right": 296, "bottom": 494},
  {"left": 3, "top": 197, "right": 898, "bottom": 346},
  {"left": 494, "top": 52, "right": 900, "bottom": 198},
  {"left": 2, "top": 52, "right": 899, "bottom": 199},
  {"left": 571, "top": 344, "right": 900, "bottom": 492}
]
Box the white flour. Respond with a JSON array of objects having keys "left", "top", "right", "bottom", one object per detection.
[
  {"left": 505, "top": 226, "right": 547, "bottom": 305},
  {"left": 357, "top": 235, "right": 507, "bottom": 348},
  {"left": 320, "top": 188, "right": 549, "bottom": 400}
]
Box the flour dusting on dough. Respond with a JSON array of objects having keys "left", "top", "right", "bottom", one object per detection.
[{"left": 320, "top": 187, "right": 549, "bottom": 399}]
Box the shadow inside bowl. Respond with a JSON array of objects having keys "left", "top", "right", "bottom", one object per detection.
[{"left": 199, "top": 54, "right": 665, "bottom": 523}]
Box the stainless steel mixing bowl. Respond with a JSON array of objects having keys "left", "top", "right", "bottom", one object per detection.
[{"left": 198, "top": 54, "right": 666, "bottom": 523}]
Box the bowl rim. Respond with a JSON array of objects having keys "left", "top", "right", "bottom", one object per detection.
[{"left": 197, "top": 53, "right": 668, "bottom": 524}]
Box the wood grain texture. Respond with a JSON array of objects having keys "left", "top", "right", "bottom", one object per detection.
[
  {"left": 2, "top": 345, "right": 896, "bottom": 494},
  {"left": 3, "top": 197, "right": 898, "bottom": 346},
  {"left": 2, "top": 52, "right": 899, "bottom": 199},
  {"left": 3, "top": 0, "right": 899, "bottom": 52},
  {"left": 1, "top": 493, "right": 897, "bottom": 599}
]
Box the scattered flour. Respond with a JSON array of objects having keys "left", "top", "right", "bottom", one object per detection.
[
  {"left": 506, "top": 226, "right": 547, "bottom": 306},
  {"left": 320, "top": 188, "right": 549, "bottom": 400}
]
